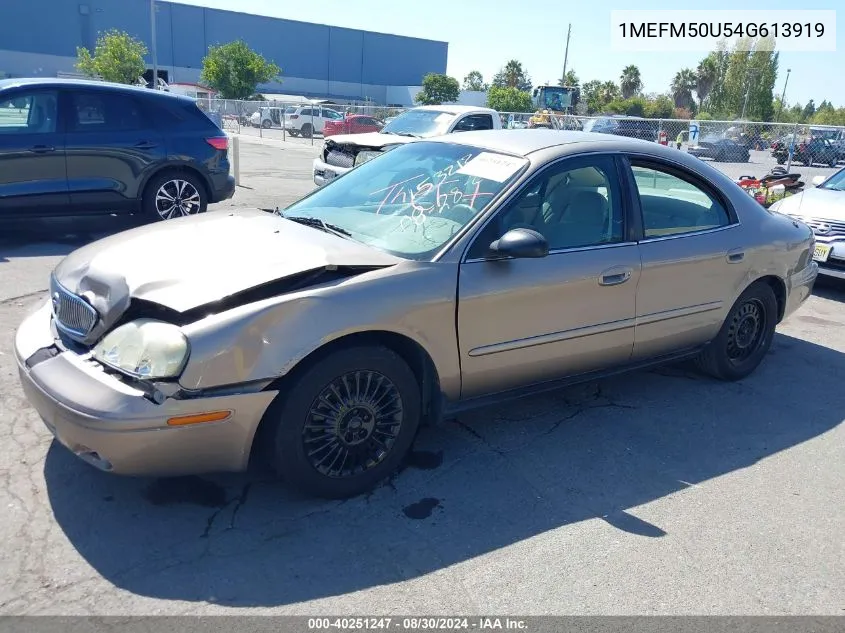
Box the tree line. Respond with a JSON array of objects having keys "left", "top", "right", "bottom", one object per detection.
[
  {"left": 74, "top": 29, "right": 845, "bottom": 127},
  {"left": 450, "top": 39, "right": 845, "bottom": 125},
  {"left": 74, "top": 29, "right": 280, "bottom": 100}
]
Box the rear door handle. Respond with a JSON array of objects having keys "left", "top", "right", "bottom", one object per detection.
[
  {"left": 134, "top": 141, "right": 159, "bottom": 149},
  {"left": 29, "top": 145, "right": 55, "bottom": 153},
  {"left": 599, "top": 267, "right": 633, "bottom": 286},
  {"left": 726, "top": 248, "right": 745, "bottom": 263}
]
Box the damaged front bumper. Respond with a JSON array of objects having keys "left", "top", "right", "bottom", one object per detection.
[{"left": 15, "top": 300, "right": 278, "bottom": 476}]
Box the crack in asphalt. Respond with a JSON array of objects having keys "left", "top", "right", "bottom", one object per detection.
[{"left": 0, "top": 290, "right": 48, "bottom": 306}]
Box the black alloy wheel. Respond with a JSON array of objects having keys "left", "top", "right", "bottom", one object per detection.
[{"left": 270, "top": 345, "right": 421, "bottom": 499}]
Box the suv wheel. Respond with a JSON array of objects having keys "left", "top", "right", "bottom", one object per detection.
[
  {"left": 301, "top": 123, "right": 313, "bottom": 138},
  {"left": 261, "top": 120, "right": 271, "bottom": 129},
  {"left": 143, "top": 171, "right": 207, "bottom": 221}
]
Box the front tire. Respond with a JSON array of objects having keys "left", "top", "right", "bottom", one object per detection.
[
  {"left": 695, "top": 281, "right": 778, "bottom": 381},
  {"left": 142, "top": 171, "right": 207, "bottom": 221},
  {"left": 271, "top": 346, "right": 421, "bottom": 499},
  {"left": 301, "top": 123, "right": 313, "bottom": 138}
]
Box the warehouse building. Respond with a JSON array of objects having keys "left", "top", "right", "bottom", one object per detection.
[{"left": 0, "top": 0, "right": 449, "bottom": 105}]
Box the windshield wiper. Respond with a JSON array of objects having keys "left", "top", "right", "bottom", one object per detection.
[
  {"left": 391, "top": 131, "right": 420, "bottom": 137},
  {"left": 283, "top": 215, "right": 352, "bottom": 237}
]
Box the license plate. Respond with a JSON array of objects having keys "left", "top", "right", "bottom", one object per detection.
[
  {"left": 813, "top": 244, "right": 832, "bottom": 262},
  {"left": 324, "top": 170, "right": 336, "bottom": 181}
]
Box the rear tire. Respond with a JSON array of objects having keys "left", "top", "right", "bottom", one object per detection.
[
  {"left": 142, "top": 170, "right": 207, "bottom": 222},
  {"left": 270, "top": 345, "right": 421, "bottom": 499},
  {"left": 695, "top": 281, "right": 778, "bottom": 381}
]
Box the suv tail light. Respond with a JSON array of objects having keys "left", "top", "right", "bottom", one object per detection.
[{"left": 206, "top": 136, "right": 228, "bottom": 151}]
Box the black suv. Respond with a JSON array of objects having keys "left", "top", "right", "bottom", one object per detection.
[{"left": 0, "top": 78, "right": 235, "bottom": 223}]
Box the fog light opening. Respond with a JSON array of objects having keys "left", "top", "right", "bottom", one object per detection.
[{"left": 75, "top": 448, "right": 113, "bottom": 472}]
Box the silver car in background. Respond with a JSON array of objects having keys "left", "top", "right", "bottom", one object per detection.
[{"left": 770, "top": 166, "right": 845, "bottom": 280}]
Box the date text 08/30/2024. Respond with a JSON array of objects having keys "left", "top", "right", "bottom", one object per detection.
[{"left": 307, "top": 617, "right": 528, "bottom": 631}]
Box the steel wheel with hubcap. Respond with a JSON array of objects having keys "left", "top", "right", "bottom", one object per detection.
[
  {"left": 303, "top": 370, "right": 405, "bottom": 479},
  {"left": 696, "top": 281, "right": 778, "bottom": 381},
  {"left": 142, "top": 172, "right": 208, "bottom": 221},
  {"left": 270, "top": 345, "right": 421, "bottom": 499}
]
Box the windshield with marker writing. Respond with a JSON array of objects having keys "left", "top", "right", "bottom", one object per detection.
[{"left": 284, "top": 141, "right": 528, "bottom": 260}]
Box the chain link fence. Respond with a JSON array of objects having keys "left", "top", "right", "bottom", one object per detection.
[{"left": 203, "top": 97, "right": 845, "bottom": 199}]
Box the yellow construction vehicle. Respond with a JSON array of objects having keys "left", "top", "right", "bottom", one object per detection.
[{"left": 528, "top": 85, "right": 579, "bottom": 129}]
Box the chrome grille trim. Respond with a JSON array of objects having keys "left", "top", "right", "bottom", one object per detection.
[
  {"left": 803, "top": 218, "right": 845, "bottom": 238},
  {"left": 50, "top": 276, "right": 98, "bottom": 340}
]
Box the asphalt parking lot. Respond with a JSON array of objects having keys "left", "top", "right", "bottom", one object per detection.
[{"left": 0, "top": 134, "right": 843, "bottom": 615}]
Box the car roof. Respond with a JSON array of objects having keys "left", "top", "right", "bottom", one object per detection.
[
  {"left": 425, "top": 129, "right": 724, "bottom": 165},
  {"left": 413, "top": 104, "right": 496, "bottom": 115},
  {"left": 425, "top": 129, "right": 623, "bottom": 155},
  {"left": 0, "top": 76, "right": 195, "bottom": 104}
]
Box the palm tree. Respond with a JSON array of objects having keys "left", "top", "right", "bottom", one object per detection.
[
  {"left": 599, "top": 80, "right": 620, "bottom": 103},
  {"left": 559, "top": 69, "right": 579, "bottom": 88},
  {"left": 670, "top": 68, "right": 696, "bottom": 109},
  {"left": 620, "top": 65, "right": 642, "bottom": 99},
  {"left": 695, "top": 58, "right": 718, "bottom": 110}
]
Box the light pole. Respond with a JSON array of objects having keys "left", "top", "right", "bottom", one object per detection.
[
  {"left": 150, "top": 0, "right": 158, "bottom": 89},
  {"left": 775, "top": 68, "right": 791, "bottom": 122}
]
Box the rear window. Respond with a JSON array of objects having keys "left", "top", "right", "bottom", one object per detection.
[{"left": 148, "top": 97, "right": 217, "bottom": 131}]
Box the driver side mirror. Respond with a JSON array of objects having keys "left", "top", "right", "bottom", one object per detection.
[
  {"left": 812, "top": 175, "right": 826, "bottom": 187},
  {"left": 488, "top": 228, "right": 549, "bottom": 259}
]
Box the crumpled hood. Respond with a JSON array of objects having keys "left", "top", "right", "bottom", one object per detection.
[
  {"left": 324, "top": 131, "right": 417, "bottom": 150},
  {"left": 777, "top": 186, "right": 845, "bottom": 222},
  {"left": 53, "top": 208, "right": 400, "bottom": 335}
]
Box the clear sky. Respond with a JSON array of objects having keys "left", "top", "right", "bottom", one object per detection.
[{"left": 172, "top": 0, "right": 843, "bottom": 108}]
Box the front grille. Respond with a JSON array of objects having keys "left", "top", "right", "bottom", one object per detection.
[
  {"left": 50, "top": 277, "right": 98, "bottom": 340},
  {"left": 326, "top": 149, "right": 355, "bottom": 169},
  {"left": 803, "top": 218, "right": 845, "bottom": 238},
  {"left": 820, "top": 256, "right": 845, "bottom": 272}
]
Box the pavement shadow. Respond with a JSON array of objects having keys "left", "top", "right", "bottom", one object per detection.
[
  {"left": 0, "top": 216, "right": 143, "bottom": 263},
  {"left": 44, "top": 332, "right": 843, "bottom": 607},
  {"left": 813, "top": 277, "right": 845, "bottom": 303}
]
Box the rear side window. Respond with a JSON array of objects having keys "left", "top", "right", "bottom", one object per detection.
[
  {"left": 630, "top": 163, "right": 732, "bottom": 238},
  {"left": 67, "top": 91, "right": 145, "bottom": 132},
  {"left": 146, "top": 98, "right": 216, "bottom": 131}
]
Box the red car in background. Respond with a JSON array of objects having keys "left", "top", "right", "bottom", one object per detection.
[{"left": 323, "top": 114, "right": 384, "bottom": 137}]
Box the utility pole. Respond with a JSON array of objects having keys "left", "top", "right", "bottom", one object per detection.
[
  {"left": 561, "top": 23, "right": 571, "bottom": 85},
  {"left": 150, "top": 0, "right": 158, "bottom": 89},
  {"left": 775, "top": 68, "right": 791, "bottom": 122}
]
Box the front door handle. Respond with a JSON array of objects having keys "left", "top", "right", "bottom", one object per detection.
[
  {"left": 726, "top": 248, "right": 745, "bottom": 263},
  {"left": 599, "top": 267, "right": 633, "bottom": 286},
  {"left": 29, "top": 145, "right": 55, "bottom": 153},
  {"left": 134, "top": 141, "right": 159, "bottom": 150}
]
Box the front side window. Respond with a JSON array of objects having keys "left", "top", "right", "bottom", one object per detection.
[
  {"left": 0, "top": 90, "right": 58, "bottom": 134},
  {"left": 68, "top": 92, "right": 144, "bottom": 132},
  {"left": 454, "top": 114, "right": 494, "bottom": 132},
  {"left": 284, "top": 141, "right": 528, "bottom": 260},
  {"left": 467, "top": 155, "right": 624, "bottom": 259},
  {"left": 631, "top": 163, "right": 732, "bottom": 238}
]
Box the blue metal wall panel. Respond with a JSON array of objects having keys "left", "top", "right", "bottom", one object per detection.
[
  {"left": 0, "top": 0, "right": 448, "bottom": 87},
  {"left": 328, "top": 27, "right": 364, "bottom": 87},
  {"left": 204, "top": 12, "right": 331, "bottom": 80},
  {"left": 362, "top": 33, "right": 449, "bottom": 86},
  {"left": 169, "top": 3, "right": 206, "bottom": 70}
]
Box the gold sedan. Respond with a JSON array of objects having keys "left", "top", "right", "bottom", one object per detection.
[{"left": 16, "top": 130, "right": 818, "bottom": 499}]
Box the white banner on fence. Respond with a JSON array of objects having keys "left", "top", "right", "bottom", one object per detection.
[{"left": 688, "top": 121, "right": 700, "bottom": 146}]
